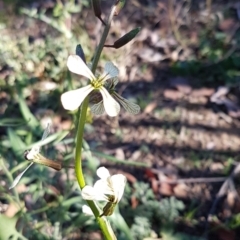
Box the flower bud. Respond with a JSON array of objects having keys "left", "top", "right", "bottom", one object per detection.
[
  {"left": 75, "top": 44, "right": 86, "bottom": 63},
  {"left": 91, "top": 0, "right": 105, "bottom": 25},
  {"left": 112, "top": 27, "right": 141, "bottom": 49},
  {"left": 114, "top": 0, "right": 126, "bottom": 16}
]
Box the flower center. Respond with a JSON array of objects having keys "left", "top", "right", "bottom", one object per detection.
[
  {"left": 91, "top": 72, "right": 110, "bottom": 89},
  {"left": 91, "top": 78, "right": 103, "bottom": 89}
]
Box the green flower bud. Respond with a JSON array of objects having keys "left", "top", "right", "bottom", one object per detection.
[
  {"left": 114, "top": 0, "right": 126, "bottom": 16},
  {"left": 112, "top": 27, "right": 141, "bottom": 49}
]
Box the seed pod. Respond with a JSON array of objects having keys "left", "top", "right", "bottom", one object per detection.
[
  {"left": 113, "top": 27, "right": 141, "bottom": 49},
  {"left": 75, "top": 44, "right": 86, "bottom": 63},
  {"left": 91, "top": 0, "right": 105, "bottom": 25},
  {"left": 114, "top": 0, "right": 126, "bottom": 16},
  {"left": 100, "top": 202, "right": 116, "bottom": 217}
]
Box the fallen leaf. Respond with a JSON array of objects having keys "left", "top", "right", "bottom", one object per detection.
[
  {"left": 164, "top": 89, "right": 184, "bottom": 100},
  {"left": 151, "top": 178, "right": 159, "bottom": 194},
  {"left": 191, "top": 88, "right": 214, "bottom": 97},
  {"left": 144, "top": 101, "right": 158, "bottom": 114},
  {"left": 173, "top": 183, "right": 188, "bottom": 198},
  {"left": 159, "top": 182, "right": 173, "bottom": 196},
  {"left": 4, "top": 203, "right": 20, "bottom": 217},
  {"left": 131, "top": 195, "right": 139, "bottom": 209},
  {"left": 218, "top": 18, "right": 237, "bottom": 31}
]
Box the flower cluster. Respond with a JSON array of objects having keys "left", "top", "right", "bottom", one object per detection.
[
  {"left": 81, "top": 167, "right": 126, "bottom": 216},
  {"left": 61, "top": 55, "right": 140, "bottom": 117}
]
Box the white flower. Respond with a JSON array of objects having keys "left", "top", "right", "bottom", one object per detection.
[
  {"left": 81, "top": 167, "right": 126, "bottom": 216},
  {"left": 90, "top": 77, "right": 140, "bottom": 115},
  {"left": 61, "top": 55, "right": 120, "bottom": 117}
]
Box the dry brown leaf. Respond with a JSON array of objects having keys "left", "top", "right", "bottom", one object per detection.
[
  {"left": 191, "top": 88, "right": 214, "bottom": 97},
  {"left": 5, "top": 202, "right": 21, "bottom": 217},
  {"left": 131, "top": 195, "right": 139, "bottom": 209},
  {"left": 151, "top": 178, "right": 159, "bottom": 194},
  {"left": 144, "top": 101, "right": 158, "bottom": 114},
  {"left": 218, "top": 18, "right": 237, "bottom": 31},
  {"left": 159, "top": 182, "right": 173, "bottom": 196},
  {"left": 173, "top": 183, "right": 189, "bottom": 198},
  {"left": 115, "top": 148, "right": 125, "bottom": 160},
  {"left": 163, "top": 89, "right": 184, "bottom": 100}
]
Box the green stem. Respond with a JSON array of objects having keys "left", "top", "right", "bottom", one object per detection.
[
  {"left": 74, "top": 4, "right": 117, "bottom": 240},
  {"left": 75, "top": 96, "right": 88, "bottom": 188},
  {"left": 91, "top": 5, "right": 116, "bottom": 74}
]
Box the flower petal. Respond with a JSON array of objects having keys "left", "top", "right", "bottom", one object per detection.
[
  {"left": 112, "top": 92, "right": 140, "bottom": 114},
  {"left": 26, "top": 146, "right": 40, "bottom": 159},
  {"left": 90, "top": 101, "right": 105, "bottom": 115},
  {"left": 82, "top": 205, "right": 94, "bottom": 216},
  {"left": 104, "top": 62, "right": 119, "bottom": 78},
  {"left": 111, "top": 77, "right": 118, "bottom": 88},
  {"left": 97, "top": 167, "right": 111, "bottom": 179},
  {"left": 9, "top": 162, "right": 34, "bottom": 189},
  {"left": 93, "top": 179, "right": 114, "bottom": 199},
  {"left": 61, "top": 85, "right": 94, "bottom": 111},
  {"left": 81, "top": 186, "right": 96, "bottom": 200},
  {"left": 110, "top": 174, "right": 126, "bottom": 203},
  {"left": 99, "top": 62, "right": 119, "bottom": 82},
  {"left": 99, "top": 87, "right": 120, "bottom": 117},
  {"left": 67, "top": 55, "right": 95, "bottom": 80}
]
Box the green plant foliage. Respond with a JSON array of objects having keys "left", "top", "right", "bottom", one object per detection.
[
  {"left": 133, "top": 182, "right": 156, "bottom": 203},
  {"left": 131, "top": 216, "right": 152, "bottom": 240},
  {"left": 0, "top": 215, "right": 27, "bottom": 240},
  {"left": 161, "top": 229, "right": 204, "bottom": 240},
  {"left": 229, "top": 213, "right": 240, "bottom": 229},
  {"left": 159, "top": 196, "right": 185, "bottom": 224},
  {"left": 120, "top": 181, "right": 186, "bottom": 239}
]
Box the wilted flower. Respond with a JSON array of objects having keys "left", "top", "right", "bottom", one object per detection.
[
  {"left": 90, "top": 77, "right": 140, "bottom": 115},
  {"left": 61, "top": 55, "right": 120, "bottom": 117},
  {"left": 82, "top": 167, "right": 126, "bottom": 216}
]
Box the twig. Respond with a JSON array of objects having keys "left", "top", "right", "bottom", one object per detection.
[
  {"left": 203, "top": 162, "right": 240, "bottom": 238},
  {"left": 168, "top": 0, "right": 187, "bottom": 49},
  {"left": 206, "top": 0, "right": 212, "bottom": 25},
  {"left": 158, "top": 177, "right": 227, "bottom": 184}
]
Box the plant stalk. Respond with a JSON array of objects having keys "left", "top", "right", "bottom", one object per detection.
[{"left": 74, "top": 4, "right": 117, "bottom": 240}]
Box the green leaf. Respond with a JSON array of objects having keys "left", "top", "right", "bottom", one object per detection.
[
  {"left": 110, "top": 206, "right": 133, "bottom": 240},
  {"left": 0, "top": 118, "right": 26, "bottom": 127},
  {"left": 18, "top": 90, "right": 39, "bottom": 130},
  {"left": 7, "top": 128, "right": 26, "bottom": 158},
  {"left": 0, "top": 214, "right": 27, "bottom": 240},
  {"left": 159, "top": 196, "right": 185, "bottom": 224}
]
